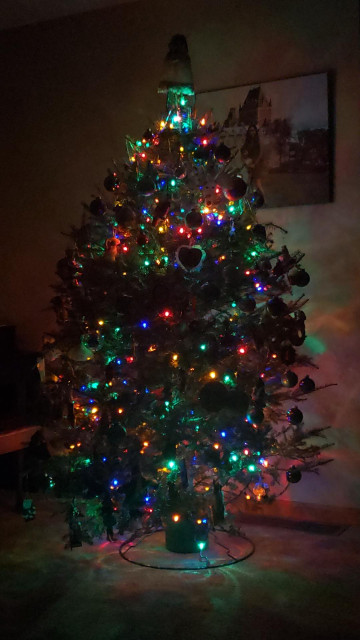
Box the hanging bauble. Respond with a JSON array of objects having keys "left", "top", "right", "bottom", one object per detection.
[
  {"left": 247, "top": 407, "right": 264, "bottom": 425},
  {"left": 214, "top": 143, "right": 231, "bottom": 163},
  {"left": 86, "top": 333, "right": 100, "bottom": 351},
  {"left": 89, "top": 197, "right": 106, "bottom": 217},
  {"left": 249, "top": 189, "right": 265, "bottom": 208},
  {"left": 279, "top": 343, "right": 296, "bottom": 365},
  {"left": 176, "top": 245, "right": 205, "bottom": 271},
  {"left": 137, "top": 175, "right": 155, "bottom": 196},
  {"left": 152, "top": 200, "right": 170, "bottom": 226},
  {"left": 114, "top": 204, "right": 135, "bottom": 228},
  {"left": 137, "top": 232, "right": 148, "bottom": 246},
  {"left": 193, "top": 145, "right": 212, "bottom": 161},
  {"left": 105, "top": 236, "right": 120, "bottom": 262},
  {"left": 289, "top": 323, "right": 306, "bottom": 346},
  {"left": 286, "top": 466, "right": 302, "bottom": 484},
  {"left": 281, "top": 370, "right": 298, "bottom": 388},
  {"left": 199, "top": 381, "right": 228, "bottom": 412},
  {"left": 68, "top": 342, "right": 94, "bottom": 362},
  {"left": 104, "top": 173, "right": 119, "bottom": 192},
  {"left": 287, "top": 406, "right": 303, "bottom": 425},
  {"left": 267, "top": 297, "right": 288, "bottom": 317},
  {"left": 200, "top": 282, "right": 221, "bottom": 301},
  {"left": 299, "top": 375, "right": 316, "bottom": 393},
  {"left": 289, "top": 269, "right": 310, "bottom": 287},
  {"left": 227, "top": 389, "right": 249, "bottom": 415},
  {"left": 157, "top": 128, "right": 181, "bottom": 163},
  {"left": 185, "top": 208, "right": 203, "bottom": 229},
  {"left": 142, "top": 128, "right": 153, "bottom": 142},
  {"left": 252, "top": 224, "right": 267, "bottom": 242},
  {"left": 238, "top": 295, "right": 256, "bottom": 313},
  {"left": 223, "top": 176, "right": 247, "bottom": 201},
  {"left": 253, "top": 483, "right": 268, "bottom": 499}
]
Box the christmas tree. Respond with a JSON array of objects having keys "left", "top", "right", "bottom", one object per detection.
[{"left": 44, "top": 35, "right": 332, "bottom": 552}]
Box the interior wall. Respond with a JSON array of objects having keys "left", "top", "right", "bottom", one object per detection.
[{"left": 0, "top": 0, "right": 359, "bottom": 508}]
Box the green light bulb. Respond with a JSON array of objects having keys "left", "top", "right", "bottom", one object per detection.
[
  {"left": 197, "top": 541, "right": 206, "bottom": 551},
  {"left": 170, "top": 179, "right": 176, "bottom": 187},
  {"left": 248, "top": 464, "right": 256, "bottom": 472},
  {"left": 144, "top": 260, "right": 150, "bottom": 266},
  {"left": 200, "top": 344, "right": 207, "bottom": 351},
  {"left": 231, "top": 454, "right": 238, "bottom": 462},
  {"left": 168, "top": 460, "right": 176, "bottom": 470}
]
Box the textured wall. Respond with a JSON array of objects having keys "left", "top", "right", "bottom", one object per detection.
[{"left": 0, "top": 0, "right": 359, "bottom": 507}]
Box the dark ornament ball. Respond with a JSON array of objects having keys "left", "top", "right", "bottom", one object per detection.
[
  {"left": 286, "top": 465, "right": 302, "bottom": 484},
  {"left": 289, "top": 269, "right": 310, "bottom": 287},
  {"left": 214, "top": 143, "right": 231, "bottom": 163},
  {"left": 289, "top": 324, "right": 306, "bottom": 346},
  {"left": 299, "top": 375, "right": 316, "bottom": 393},
  {"left": 104, "top": 174, "right": 119, "bottom": 192},
  {"left": 267, "top": 297, "right": 288, "bottom": 317},
  {"left": 247, "top": 407, "right": 264, "bottom": 425},
  {"left": 287, "top": 406, "right": 303, "bottom": 425},
  {"left": 252, "top": 224, "right": 267, "bottom": 242},
  {"left": 250, "top": 189, "right": 265, "bottom": 208},
  {"left": 193, "top": 145, "right": 212, "bottom": 161},
  {"left": 281, "top": 370, "right": 298, "bottom": 388},
  {"left": 199, "top": 381, "right": 228, "bottom": 412},
  {"left": 114, "top": 204, "right": 135, "bottom": 227},
  {"left": 238, "top": 295, "right": 256, "bottom": 313},
  {"left": 185, "top": 208, "right": 203, "bottom": 229},
  {"left": 227, "top": 389, "right": 250, "bottom": 415},
  {"left": 89, "top": 197, "right": 106, "bottom": 217},
  {"left": 223, "top": 176, "right": 247, "bottom": 201}
]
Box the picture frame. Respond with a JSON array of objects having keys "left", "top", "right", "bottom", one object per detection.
[{"left": 196, "top": 72, "right": 332, "bottom": 208}]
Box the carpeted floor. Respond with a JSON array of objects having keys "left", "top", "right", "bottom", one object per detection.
[{"left": 0, "top": 494, "right": 359, "bottom": 640}]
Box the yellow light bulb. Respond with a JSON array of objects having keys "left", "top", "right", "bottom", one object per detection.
[
  {"left": 213, "top": 443, "right": 220, "bottom": 450},
  {"left": 246, "top": 224, "right": 252, "bottom": 230},
  {"left": 180, "top": 146, "right": 184, "bottom": 152},
  {"left": 172, "top": 354, "right": 178, "bottom": 361},
  {"left": 196, "top": 519, "right": 202, "bottom": 524},
  {"left": 209, "top": 371, "right": 216, "bottom": 379},
  {"left": 172, "top": 514, "right": 180, "bottom": 522},
  {"left": 98, "top": 320, "right": 104, "bottom": 326},
  {"left": 200, "top": 118, "right": 206, "bottom": 125},
  {"left": 118, "top": 408, "right": 124, "bottom": 414},
  {"left": 160, "top": 120, "right": 166, "bottom": 128}
]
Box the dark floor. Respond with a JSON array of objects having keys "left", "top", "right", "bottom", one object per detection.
[{"left": 0, "top": 493, "right": 359, "bottom": 640}]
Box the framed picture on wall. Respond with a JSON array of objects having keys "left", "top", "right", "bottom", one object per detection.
[{"left": 196, "top": 72, "right": 332, "bottom": 208}]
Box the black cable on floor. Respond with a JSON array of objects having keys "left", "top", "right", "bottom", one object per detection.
[{"left": 118, "top": 527, "right": 255, "bottom": 571}]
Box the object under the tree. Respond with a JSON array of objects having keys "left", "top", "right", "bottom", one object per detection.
[{"left": 22, "top": 497, "right": 36, "bottom": 521}]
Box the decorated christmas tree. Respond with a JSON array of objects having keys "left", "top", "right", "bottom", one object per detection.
[{"left": 44, "top": 35, "right": 332, "bottom": 552}]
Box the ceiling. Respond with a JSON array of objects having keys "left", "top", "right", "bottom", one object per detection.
[{"left": 0, "top": 0, "right": 138, "bottom": 31}]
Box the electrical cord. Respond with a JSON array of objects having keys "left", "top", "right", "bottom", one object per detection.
[{"left": 118, "top": 526, "right": 255, "bottom": 571}]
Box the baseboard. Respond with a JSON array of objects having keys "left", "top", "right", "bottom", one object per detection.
[{"left": 228, "top": 498, "right": 360, "bottom": 526}]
